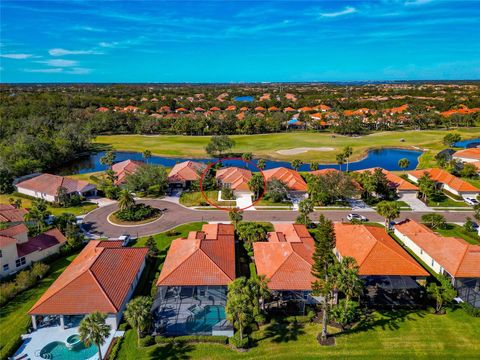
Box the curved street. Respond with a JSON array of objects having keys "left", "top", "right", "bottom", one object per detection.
[{"left": 81, "top": 199, "right": 476, "bottom": 238}]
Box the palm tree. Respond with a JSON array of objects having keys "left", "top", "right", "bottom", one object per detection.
[
  {"left": 124, "top": 296, "right": 153, "bottom": 345},
  {"left": 248, "top": 275, "right": 270, "bottom": 313},
  {"left": 143, "top": 149, "right": 152, "bottom": 164},
  {"left": 291, "top": 159, "right": 303, "bottom": 171},
  {"left": 398, "top": 158, "right": 410, "bottom": 171},
  {"left": 376, "top": 201, "right": 401, "bottom": 231},
  {"left": 343, "top": 146, "right": 353, "bottom": 172},
  {"left": 242, "top": 152, "right": 253, "bottom": 161},
  {"left": 229, "top": 208, "right": 243, "bottom": 229},
  {"left": 298, "top": 198, "right": 314, "bottom": 225},
  {"left": 118, "top": 189, "right": 135, "bottom": 211},
  {"left": 336, "top": 153, "right": 345, "bottom": 172},
  {"left": 336, "top": 257, "right": 363, "bottom": 310},
  {"left": 248, "top": 173, "right": 264, "bottom": 200},
  {"left": 100, "top": 150, "right": 115, "bottom": 168},
  {"left": 310, "top": 162, "right": 319, "bottom": 171},
  {"left": 79, "top": 312, "right": 111, "bottom": 360},
  {"left": 256, "top": 159, "right": 266, "bottom": 170}
]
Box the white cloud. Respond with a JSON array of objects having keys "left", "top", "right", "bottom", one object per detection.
[
  {"left": 0, "top": 53, "right": 33, "bottom": 59},
  {"left": 49, "top": 48, "right": 102, "bottom": 56},
  {"left": 319, "top": 6, "right": 357, "bottom": 18},
  {"left": 98, "top": 41, "right": 118, "bottom": 48},
  {"left": 24, "top": 68, "right": 64, "bottom": 73},
  {"left": 405, "top": 0, "right": 433, "bottom": 6},
  {"left": 71, "top": 25, "right": 106, "bottom": 32},
  {"left": 67, "top": 67, "right": 91, "bottom": 75},
  {"left": 39, "top": 59, "right": 78, "bottom": 67}
]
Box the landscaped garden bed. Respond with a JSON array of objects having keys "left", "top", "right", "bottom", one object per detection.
[{"left": 109, "top": 204, "right": 162, "bottom": 225}]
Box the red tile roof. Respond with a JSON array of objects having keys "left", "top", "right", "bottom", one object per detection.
[
  {"left": 216, "top": 167, "right": 252, "bottom": 191},
  {"left": 255, "top": 106, "right": 266, "bottom": 111},
  {"left": 395, "top": 219, "right": 480, "bottom": 278},
  {"left": 453, "top": 148, "right": 480, "bottom": 161},
  {"left": 408, "top": 168, "right": 480, "bottom": 193},
  {"left": 225, "top": 105, "right": 236, "bottom": 111},
  {"left": 253, "top": 224, "right": 316, "bottom": 290},
  {"left": 168, "top": 161, "right": 207, "bottom": 183},
  {"left": 29, "top": 241, "right": 147, "bottom": 315},
  {"left": 17, "top": 228, "right": 67, "bottom": 257},
  {"left": 0, "top": 205, "right": 28, "bottom": 223},
  {"left": 112, "top": 160, "right": 144, "bottom": 185},
  {"left": 334, "top": 223, "right": 428, "bottom": 276},
  {"left": 357, "top": 168, "right": 418, "bottom": 192},
  {"left": 310, "top": 168, "right": 340, "bottom": 176},
  {"left": 263, "top": 167, "right": 307, "bottom": 191},
  {"left": 0, "top": 223, "right": 28, "bottom": 238},
  {"left": 157, "top": 224, "right": 235, "bottom": 286},
  {"left": 0, "top": 235, "right": 17, "bottom": 248},
  {"left": 16, "top": 174, "right": 95, "bottom": 197}
]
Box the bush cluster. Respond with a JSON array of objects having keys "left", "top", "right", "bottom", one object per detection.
[
  {"left": 139, "top": 335, "right": 154, "bottom": 347},
  {"left": 115, "top": 204, "right": 160, "bottom": 222},
  {"left": 228, "top": 333, "right": 249, "bottom": 349},
  {"left": 460, "top": 302, "right": 480, "bottom": 317},
  {"left": 0, "top": 262, "right": 49, "bottom": 306}
]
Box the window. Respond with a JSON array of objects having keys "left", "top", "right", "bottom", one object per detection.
[
  {"left": 3, "top": 264, "right": 9, "bottom": 272},
  {"left": 15, "top": 257, "right": 26, "bottom": 268},
  {"left": 431, "top": 259, "right": 435, "bottom": 267},
  {"left": 0, "top": 250, "right": 2, "bottom": 258},
  {"left": 420, "top": 249, "right": 423, "bottom": 255}
]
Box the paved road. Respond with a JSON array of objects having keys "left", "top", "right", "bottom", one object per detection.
[{"left": 82, "top": 199, "right": 476, "bottom": 238}]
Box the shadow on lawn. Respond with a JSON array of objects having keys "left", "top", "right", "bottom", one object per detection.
[
  {"left": 259, "top": 318, "right": 306, "bottom": 344},
  {"left": 148, "top": 340, "right": 195, "bottom": 360},
  {"left": 336, "top": 309, "right": 426, "bottom": 337}
]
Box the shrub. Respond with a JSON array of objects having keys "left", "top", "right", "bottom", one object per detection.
[
  {"left": 175, "top": 335, "right": 228, "bottom": 344},
  {"left": 31, "top": 262, "right": 49, "bottom": 280},
  {"left": 138, "top": 335, "right": 154, "bottom": 347},
  {"left": 108, "top": 336, "right": 123, "bottom": 360},
  {"left": 155, "top": 336, "right": 174, "bottom": 345},
  {"left": 0, "top": 282, "right": 17, "bottom": 306},
  {"left": 254, "top": 314, "right": 267, "bottom": 326},
  {"left": 104, "top": 186, "right": 120, "bottom": 200},
  {"left": 165, "top": 230, "right": 180, "bottom": 237},
  {"left": 307, "top": 310, "right": 316, "bottom": 322},
  {"left": 228, "top": 333, "right": 249, "bottom": 349},
  {"left": 15, "top": 270, "right": 36, "bottom": 291},
  {"left": 115, "top": 204, "right": 160, "bottom": 222},
  {"left": 460, "top": 302, "right": 480, "bottom": 317},
  {"left": 118, "top": 322, "right": 130, "bottom": 331}
]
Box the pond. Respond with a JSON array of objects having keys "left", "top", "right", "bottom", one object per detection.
[
  {"left": 233, "top": 96, "right": 254, "bottom": 102},
  {"left": 454, "top": 138, "right": 480, "bottom": 148},
  {"left": 55, "top": 148, "right": 422, "bottom": 175}
]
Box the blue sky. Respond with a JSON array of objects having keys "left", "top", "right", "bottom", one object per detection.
[{"left": 1, "top": 0, "right": 479, "bottom": 82}]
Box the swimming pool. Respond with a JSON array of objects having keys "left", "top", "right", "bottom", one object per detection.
[
  {"left": 187, "top": 305, "right": 226, "bottom": 333},
  {"left": 39, "top": 339, "right": 98, "bottom": 359}
]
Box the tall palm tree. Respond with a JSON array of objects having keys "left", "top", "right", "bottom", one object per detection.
[
  {"left": 343, "top": 146, "right": 353, "bottom": 172},
  {"left": 310, "top": 162, "right": 319, "bottom": 171},
  {"left": 143, "top": 149, "right": 152, "bottom": 164},
  {"left": 398, "top": 158, "right": 410, "bottom": 171},
  {"left": 337, "top": 256, "right": 363, "bottom": 310},
  {"left": 124, "top": 296, "right": 153, "bottom": 345},
  {"left": 79, "top": 312, "right": 111, "bottom": 360},
  {"left": 256, "top": 159, "right": 266, "bottom": 170},
  {"left": 118, "top": 189, "right": 135, "bottom": 211},
  {"left": 291, "top": 159, "right": 303, "bottom": 171},
  {"left": 376, "top": 201, "right": 401, "bottom": 231},
  {"left": 229, "top": 208, "right": 243, "bottom": 229},
  {"left": 336, "top": 153, "right": 345, "bottom": 172}
]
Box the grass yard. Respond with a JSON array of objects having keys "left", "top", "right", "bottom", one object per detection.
[
  {"left": 94, "top": 128, "right": 480, "bottom": 164},
  {"left": 0, "top": 194, "right": 98, "bottom": 216},
  {"left": 116, "top": 308, "right": 480, "bottom": 360},
  {"left": 435, "top": 223, "right": 480, "bottom": 245},
  {"left": 132, "top": 222, "right": 206, "bottom": 249},
  {"left": 67, "top": 171, "right": 105, "bottom": 182},
  {"left": 0, "top": 253, "right": 78, "bottom": 360},
  {"left": 427, "top": 196, "right": 470, "bottom": 208},
  {"left": 254, "top": 198, "right": 293, "bottom": 207},
  {"left": 179, "top": 191, "right": 236, "bottom": 207}
]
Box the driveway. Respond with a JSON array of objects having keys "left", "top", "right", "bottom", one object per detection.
[
  {"left": 400, "top": 193, "right": 431, "bottom": 211},
  {"left": 81, "top": 199, "right": 476, "bottom": 239}
]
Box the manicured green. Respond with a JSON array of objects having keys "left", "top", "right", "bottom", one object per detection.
[
  {"left": 0, "top": 194, "right": 98, "bottom": 216},
  {"left": 133, "top": 222, "right": 206, "bottom": 250},
  {"left": 116, "top": 308, "right": 480, "bottom": 360},
  {"left": 0, "top": 253, "right": 78, "bottom": 360},
  {"left": 436, "top": 223, "right": 480, "bottom": 245},
  {"left": 427, "top": 196, "right": 470, "bottom": 208},
  {"left": 179, "top": 191, "right": 235, "bottom": 207},
  {"left": 254, "top": 198, "right": 292, "bottom": 207},
  {"left": 94, "top": 129, "right": 480, "bottom": 164}
]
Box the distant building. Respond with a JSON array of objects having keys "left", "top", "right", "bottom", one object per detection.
[
  {"left": 0, "top": 204, "right": 28, "bottom": 224},
  {"left": 216, "top": 167, "right": 252, "bottom": 194},
  {"left": 0, "top": 224, "right": 67, "bottom": 277},
  {"left": 168, "top": 161, "right": 207, "bottom": 188},
  {"left": 112, "top": 159, "right": 144, "bottom": 186},
  {"left": 452, "top": 148, "right": 480, "bottom": 163},
  {"left": 262, "top": 167, "right": 308, "bottom": 194},
  {"left": 357, "top": 168, "right": 419, "bottom": 195},
  {"left": 16, "top": 173, "right": 97, "bottom": 203},
  {"left": 29, "top": 240, "right": 148, "bottom": 330}
]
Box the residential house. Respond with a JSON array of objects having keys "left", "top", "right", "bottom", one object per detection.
[
  {"left": 452, "top": 148, "right": 480, "bottom": 172},
  {"left": 262, "top": 167, "right": 308, "bottom": 199},
  {"left": 334, "top": 223, "right": 428, "bottom": 306},
  {"left": 0, "top": 204, "right": 28, "bottom": 224},
  {"left": 394, "top": 219, "right": 480, "bottom": 308},
  {"left": 0, "top": 224, "right": 67, "bottom": 277},
  {"left": 253, "top": 224, "right": 319, "bottom": 313},
  {"left": 216, "top": 167, "right": 252, "bottom": 195},
  {"left": 357, "top": 168, "right": 419, "bottom": 195},
  {"left": 112, "top": 159, "right": 144, "bottom": 186},
  {"left": 407, "top": 168, "right": 480, "bottom": 198},
  {"left": 153, "top": 224, "right": 235, "bottom": 336},
  {"left": 16, "top": 174, "right": 97, "bottom": 203},
  {"left": 29, "top": 240, "right": 148, "bottom": 330},
  {"left": 168, "top": 161, "right": 207, "bottom": 189}
]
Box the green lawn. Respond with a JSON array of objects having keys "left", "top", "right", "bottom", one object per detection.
[
  {"left": 179, "top": 191, "right": 236, "bottom": 207},
  {"left": 427, "top": 196, "right": 470, "bottom": 208},
  {"left": 133, "top": 222, "right": 206, "bottom": 249},
  {"left": 254, "top": 198, "right": 293, "bottom": 207},
  {"left": 94, "top": 129, "right": 480, "bottom": 164},
  {"left": 0, "top": 194, "right": 98, "bottom": 216},
  {"left": 116, "top": 308, "right": 480, "bottom": 360},
  {"left": 0, "top": 253, "right": 78, "bottom": 360},
  {"left": 68, "top": 171, "right": 105, "bottom": 182},
  {"left": 435, "top": 223, "right": 480, "bottom": 245}
]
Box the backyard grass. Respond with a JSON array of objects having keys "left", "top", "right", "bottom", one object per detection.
[
  {"left": 133, "top": 222, "right": 206, "bottom": 249},
  {"left": 94, "top": 128, "right": 480, "bottom": 164},
  {"left": 67, "top": 171, "right": 105, "bottom": 182},
  {"left": 0, "top": 194, "right": 98, "bottom": 216},
  {"left": 427, "top": 196, "right": 470, "bottom": 208},
  {"left": 116, "top": 308, "right": 480, "bottom": 360},
  {"left": 179, "top": 191, "right": 236, "bottom": 207},
  {"left": 435, "top": 223, "right": 480, "bottom": 245},
  {"left": 0, "top": 253, "right": 78, "bottom": 360}
]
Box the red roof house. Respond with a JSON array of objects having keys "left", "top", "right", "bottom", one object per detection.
[
  {"left": 168, "top": 161, "right": 207, "bottom": 187},
  {"left": 216, "top": 167, "right": 252, "bottom": 192},
  {"left": 262, "top": 167, "right": 307, "bottom": 192},
  {"left": 112, "top": 159, "right": 144, "bottom": 185}
]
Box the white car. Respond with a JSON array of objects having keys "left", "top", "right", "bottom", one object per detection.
[
  {"left": 464, "top": 197, "right": 479, "bottom": 206},
  {"left": 118, "top": 234, "right": 132, "bottom": 247},
  {"left": 347, "top": 213, "right": 368, "bottom": 222}
]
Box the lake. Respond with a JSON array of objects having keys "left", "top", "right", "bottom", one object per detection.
[
  {"left": 454, "top": 138, "right": 480, "bottom": 148},
  {"left": 55, "top": 148, "right": 422, "bottom": 175},
  {"left": 233, "top": 96, "right": 254, "bottom": 102}
]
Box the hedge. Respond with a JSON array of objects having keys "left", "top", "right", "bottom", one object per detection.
[{"left": 155, "top": 335, "right": 228, "bottom": 345}]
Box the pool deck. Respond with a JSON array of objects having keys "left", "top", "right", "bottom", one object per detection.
[{"left": 13, "top": 325, "right": 121, "bottom": 360}]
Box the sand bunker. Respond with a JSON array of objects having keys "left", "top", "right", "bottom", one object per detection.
[{"left": 276, "top": 147, "right": 334, "bottom": 155}]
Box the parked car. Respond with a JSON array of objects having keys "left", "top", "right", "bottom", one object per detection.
[
  {"left": 347, "top": 213, "right": 368, "bottom": 222},
  {"left": 464, "top": 197, "right": 479, "bottom": 206},
  {"left": 118, "top": 234, "right": 132, "bottom": 247}
]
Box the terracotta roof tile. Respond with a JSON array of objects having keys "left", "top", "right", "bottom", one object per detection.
[
  {"left": 112, "top": 159, "right": 144, "bottom": 185},
  {"left": 263, "top": 167, "right": 307, "bottom": 192},
  {"left": 216, "top": 167, "right": 252, "bottom": 191},
  {"left": 168, "top": 161, "right": 207, "bottom": 183},
  {"left": 408, "top": 168, "right": 480, "bottom": 193},
  {"left": 17, "top": 228, "right": 67, "bottom": 257},
  {"left": 16, "top": 174, "right": 94, "bottom": 197},
  {"left": 357, "top": 168, "right": 418, "bottom": 192},
  {"left": 0, "top": 205, "right": 28, "bottom": 223},
  {"left": 453, "top": 148, "right": 480, "bottom": 161},
  {"left": 334, "top": 223, "right": 428, "bottom": 276}
]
